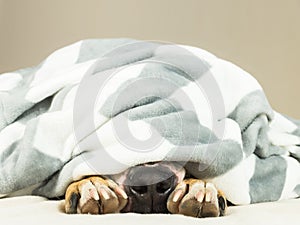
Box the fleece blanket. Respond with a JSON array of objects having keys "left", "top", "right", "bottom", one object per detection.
[{"left": 0, "top": 39, "right": 300, "bottom": 205}]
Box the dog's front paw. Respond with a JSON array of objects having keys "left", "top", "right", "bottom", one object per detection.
[
  {"left": 167, "top": 179, "right": 227, "bottom": 218},
  {"left": 65, "top": 176, "right": 128, "bottom": 214}
]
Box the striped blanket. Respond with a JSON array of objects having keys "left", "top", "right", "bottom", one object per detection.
[{"left": 1, "top": 39, "right": 300, "bottom": 204}]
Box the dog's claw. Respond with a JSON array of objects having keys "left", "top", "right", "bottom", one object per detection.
[
  {"left": 79, "top": 181, "right": 99, "bottom": 202},
  {"left": 170, "top": 182, "right": 187, "bottom": 203},
  {"left": 205, "top": 191, "right": 212, "bottom": 202},
  {"left": 196, "top": 190, "right": 205, "bottom": 202},
  {"left": 173, "top": 189, "right": 183, "bottom": 202},
  {"left": 99, "top": 187, "right": 110, "bottom": 200},
  {"left": 115, "top": 187, "right": 128, "bottom": 199}
]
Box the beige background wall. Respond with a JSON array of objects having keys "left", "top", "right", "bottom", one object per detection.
[{"left": 0, "top": 0, "right": 299, "bottom": 118}]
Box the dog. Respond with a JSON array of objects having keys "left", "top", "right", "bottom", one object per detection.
[{"left": 65, "top": 161, "right": 227, "bottom": 218}]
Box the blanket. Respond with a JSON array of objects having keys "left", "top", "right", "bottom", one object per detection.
[{"left": 0, "top": 39, "right": 300, "bottom": 205}]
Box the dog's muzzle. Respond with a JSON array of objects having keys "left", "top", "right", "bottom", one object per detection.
[{"left": 120, "top": 163, "right": 179, "bottom": 213}]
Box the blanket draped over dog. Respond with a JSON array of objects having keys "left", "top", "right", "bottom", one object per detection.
[{"left": 1, "top": 39, "right": 300, "bottom": 204}]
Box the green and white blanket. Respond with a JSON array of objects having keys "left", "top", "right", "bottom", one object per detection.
[{"left": 1, "top": 39, "right": 300, "bottom": 204}]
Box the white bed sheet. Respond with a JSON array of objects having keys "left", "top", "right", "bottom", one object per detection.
[{"left": 0, "top": 196, "right": 299, "bottom": 225}]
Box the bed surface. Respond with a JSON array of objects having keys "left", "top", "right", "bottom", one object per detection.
[{"left": 0, "top": 196, "right": 299, "bottom": 225}]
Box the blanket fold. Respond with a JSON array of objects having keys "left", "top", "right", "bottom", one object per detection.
[{"left": 1, "top": 39, "right": 300, "bottom": 204}]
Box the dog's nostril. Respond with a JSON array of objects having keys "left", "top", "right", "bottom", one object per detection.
[
  {"left": 130, "top": 185, "right": 148, "bottom": 195},
  {"left": 156, "top": 178, "right": 172, "bottom": 193}
]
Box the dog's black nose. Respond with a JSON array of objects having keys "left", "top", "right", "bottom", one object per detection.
[
  {"left": 129, "top": 176, "right": 173, "bottom": 195},
  {"left": 121, "top": 164, "right": 177, "bottom": 213}
]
